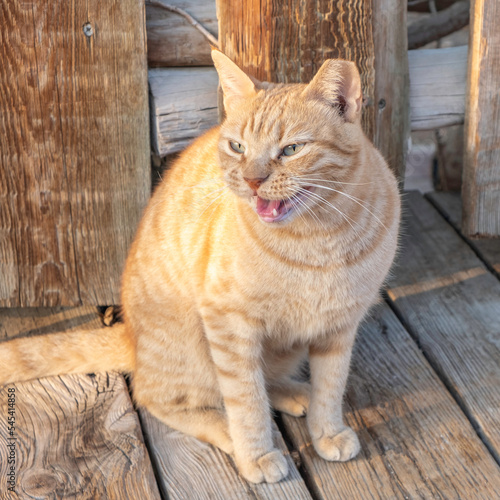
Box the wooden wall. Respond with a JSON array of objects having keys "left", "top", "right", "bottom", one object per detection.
[{"left": 0, "top": 0, "right": 151, "bottom": 306}]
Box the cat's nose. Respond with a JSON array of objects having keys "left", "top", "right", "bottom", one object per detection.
[{"left": 243, "top": 175, "right": 269, "bottom": 192}]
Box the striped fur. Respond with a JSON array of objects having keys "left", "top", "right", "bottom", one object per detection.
[{"left": 0, "top": 51, "right": 400, "bottom": 484}]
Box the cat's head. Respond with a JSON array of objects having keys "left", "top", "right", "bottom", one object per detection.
[{"left": 212, "top": 50, "right": 364, "bottom": 226}]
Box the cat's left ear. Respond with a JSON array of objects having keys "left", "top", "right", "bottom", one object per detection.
[
  {"left": 305, "top": 59, "right": 362, "bottom": 123},
  {"left": 211, "top": 50, "right": 257, "bottom": 108}
]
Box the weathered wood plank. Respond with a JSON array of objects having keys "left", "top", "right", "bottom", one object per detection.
[
  {"left": 0, "top": 1, "right": 80, "bottom": 307},
  {"left": 0, "top": 0, "right": 151, "bottom": 306},
  {"left": 0, "top": 372, "right": 161, "bottom": 499},
  {"left": 427, "top": 191, "right": 500, "bottom": 276},
  {"left": 140, "top": 409, "right": 312, "bottom": 499},
  {"left": 282, "top": 304, "right": 500, "bottom": 499},
  {"left": 409, "top": 46, "right": 467, "bottom": 130},
  {"left": 462, "top": 0, "right": 500, "bottom": 237},
  {"left": 0, "top": 307, "right": 161, "bottom": 496},
  {"left": 66, "top": 0, "right": 151, "bottom": 304},
  {"left": 387, "top": 191, "right": 500, "bottom": 463},
  {"left": 373, "top": 0, "right": 410, "bottom": 177},
  {"left": 149, "top": 67, "right": 219, "bottom": 156},
  {"left": 146, "top": 0, "right": 218, "bottom": 67}
]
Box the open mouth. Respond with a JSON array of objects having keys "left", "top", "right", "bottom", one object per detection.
[{"left": 252, "top": 187, "right": 313, "bottom": 223}]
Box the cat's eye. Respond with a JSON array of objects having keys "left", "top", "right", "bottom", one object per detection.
[
  {"left": 282, "top": 143, "right": 305, "bottom": 156},
  {"left": 230, "top": 141, "right": 246, "bottom": 154}
]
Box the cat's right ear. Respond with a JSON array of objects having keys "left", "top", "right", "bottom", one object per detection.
[
  {"left": 211, "top": 50, "right": 257, "bottom": 109},
  {"left": 304, "top": 59, "right": 362, "bottom": 123}
]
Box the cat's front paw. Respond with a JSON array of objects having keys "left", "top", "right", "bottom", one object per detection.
[
  {"left": 313, "top": 427, "right": 360, "bottom": 462},
  {"left": 237, "top": 449, "right": 289, "bottom": 483}
]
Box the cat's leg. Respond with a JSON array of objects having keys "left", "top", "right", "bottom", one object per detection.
[
  {"left": 307, "top": 328, "right": 360, "bottom": 462},
  {"left": 145, "top": 405, "right": 233, "bottom": 454},
  {"left": 202, "top": 309, "right": 288, "bottom": 484},
  {"left": 264, "top": 343, "right": 310, "bottom": 417},
  {"left": 269, "top": 379, "right": 311, "bottom": 417},
  {"left": 130, "top": 301, "right": 233, "bottom": 454}
]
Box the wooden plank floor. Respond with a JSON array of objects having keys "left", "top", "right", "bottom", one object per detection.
[
  {"left": 0, "top": 191, "right": 499, "bottom": 498},
  {"left": 0, "top": 308, "right": 161, "bottom": 499},
  {"left": 427, "top": 191, "right": 500, "bottom": 276},
  {"left": 387, "top": 192, "right": 500, "bottom": 464}
]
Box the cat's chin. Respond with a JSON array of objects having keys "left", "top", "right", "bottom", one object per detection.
[{"left": 250, "top": 187, "right": 313, "bottom": 224}]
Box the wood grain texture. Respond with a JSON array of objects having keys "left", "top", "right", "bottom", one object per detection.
[
  {"left": 149, "top": 67, "right": 219, "bottom": 156},
  {"left": 146, "top": 0, "right": 218, "bottom": 67},
  {"left": 0, "top": 372, "right": 161, "bottom": 499},
  {"left": 373, "top": 0, "right": 410, "bottom": 178},
  {"left": 0, "top": 1, "right": 80, "bottom": 307},
  {"left": 282, "top": 304, "right": 500, "bottom": 499},
  {"left": 217, "top": 0, "right": 409, "bottom": 179},
  {"left": 387, "top": 191, "right": 500, "bottom": 463},
  {"left": 409, "top": 46, "right": 467, "bottom": 130},
  {"left": 0, "top": 0, "right": 151, "bottom": 306},
  {"left": 462, "top": 0, "right": 500, "bottom": 236},
  {"left": 427, "top": 191, "right": 500, "bottom": 276},
  {"left": 140, "top": 409, "right": 312, "bottom": 499}
]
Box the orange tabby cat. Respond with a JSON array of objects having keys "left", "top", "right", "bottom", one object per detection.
[{"left": 0, "top": 50, "right": 400, "bottom": 483}]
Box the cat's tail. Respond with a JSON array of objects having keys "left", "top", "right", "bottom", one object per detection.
[{"left": 0, "top": 323, "right": 134, "bottom": 386}]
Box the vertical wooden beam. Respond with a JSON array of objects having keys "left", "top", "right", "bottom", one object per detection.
[
  {"left": 0, "top": 0, "right": 150, "bottom": 306},
  {"left": 0, "top": 1, "right": 81, "bottom": 306},
  {"left": 462, "top": 0, "right": 500, "bottom": 237},
  {"left": 216, "top": 0, "right": 409, "bottom": 179},
  {"left": 373, "top": 0, "right": 410, "bottom": 179}
]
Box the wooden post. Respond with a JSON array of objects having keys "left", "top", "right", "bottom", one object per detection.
[
  {"left": 373, "top": 0, "right": 410, "bottom": 178},
  {"left": 0, "top": 0, "right": 150, "bottom": 306},
  {"left": 216, "top": 0, "right": 409, "bottom": 179},
  {"left": 462, "top": 0, "right": 500, "bottom": 237}
]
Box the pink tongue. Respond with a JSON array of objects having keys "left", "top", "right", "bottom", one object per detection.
[{"left": 256, "top": 197, "right": 281, "bottom": 217}]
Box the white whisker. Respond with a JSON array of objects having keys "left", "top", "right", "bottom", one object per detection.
[
  {"left": 299, "top": 187, "right": 367, "bottom": 233},
  {"left": 295, "top": 188, "right": 338, "bottom": 229},
  {"left": 182, "top": 177, "right": 224, "bottom": 192},
  {"left": 293, "top": 175, "right": 373, "bottom": 186},
  {"left": 291, "top": 192, "right": 327, "bottom": 231},
  {"left": 295, "top": 182, "right": 389, "bottom": 233},
  {"left": 190, "top": 186, "right": 227, "bottom": 207},
  {"left": 287, "top": 196, "right": 310, "bottom": 229},
  {"left": 299, "top": 188, "right": 360, "bottom": 233},
  {"left": 196, "top": 188, "right": 228, "bottom": 223}
]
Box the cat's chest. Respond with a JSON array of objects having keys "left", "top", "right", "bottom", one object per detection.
[
  {"left": 233, "top": 231, "right": 389, "bottom": 337},
  {"left": 247, "top": 262, "right": 364, "bottom": 338}
]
